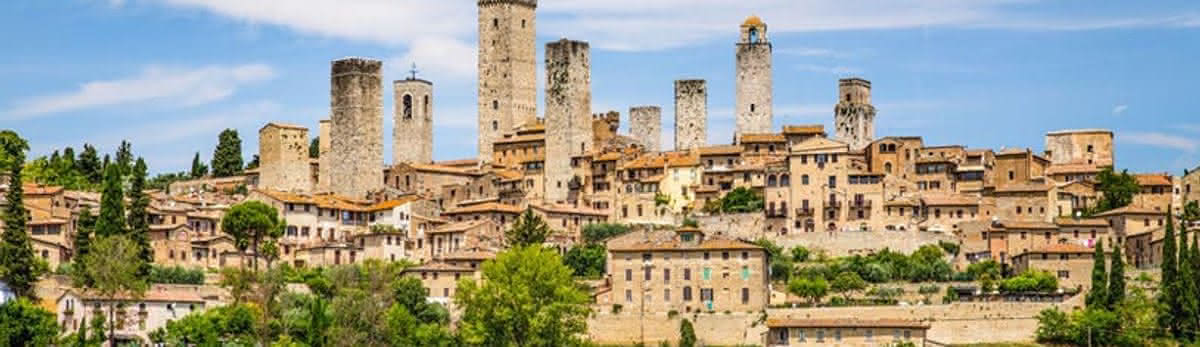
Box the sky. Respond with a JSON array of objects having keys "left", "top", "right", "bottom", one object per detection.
[{"left": 2, "top": 0, "right": 1199, "bottom": 175}]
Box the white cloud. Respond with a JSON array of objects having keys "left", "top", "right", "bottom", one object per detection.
[
  {"left": 6, "top": 64, "right": 275, "bottom": 119},
  {"left": 390, "top": 38, "right": 478, "bottom": 83},
  {"left": 1112, "top": 104, "right": 1128, "bottom": 115},
  {"left": 778, "top": 47, "right": 840, "bottom": 58},
  {"left": 795, "top": 64, "right": 862, "bottom": 75},
  {"left": 1121, "top": 132, "right": 1199, "bottom": 152}
]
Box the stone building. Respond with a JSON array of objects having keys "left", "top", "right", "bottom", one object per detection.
[
  {"left": 393, "top": 75, "right": 434, "bottom": 165},
  {"left": 675, "top": 79, "right": 708, "bottom": 151},
  {"left": 477, "top": 0, "right": 538, "bottom": 164},
  {"left": 57, "top": 287, "right": 210, "bottom": 344},
  {"left": 258, "top": 123, "right": 312, "bottom": 192},
  {"left": 1010, "top": 243, "right": 1105, "bottom": 290},
  {"left": 317, "top": 119, "right": 332, "bottom": 192},
  {"left": 544, "top": 39, "right": 592, "bottom": 203},
  {"left": 630, "top": 106, "right": 662, "bottom": 152},
  {"left": 765, "top": 318, "right": 930, "bottom": 347},
  {"left": 328, "top": 58, "right": 384, "bottom": 198},
  {"left": 734, "top": 16, "right": 772, "bottom": 142},
  {"left": 833, "top": 78, "right": 876, "bottom": 150},
  {"left": 1043, "top": 129, "right": 1113, "bottom": 167}
]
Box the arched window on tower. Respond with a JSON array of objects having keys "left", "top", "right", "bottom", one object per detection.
[
  {"left": 492, "top": 100, "right": 499, "bottom": 110},
  {"left": 492, "top": 120, "right": 498, "bottom": 131},
  {"left": 423, "top": 95, "right": 430, "bottom": 118},
  {"left": 750, "top": 104, "right": 755, "bottom": 112},
  {"left": 885, "top": 162, "right": 893, "bottom": 174},
  {"left": 749, "top": 28, "right": 759, "bottom": 43},
  {"left": 493, "top": 18, "right": 499, "bottom": 28},
  {"left": 402, "top": 94, "right": 413, "bottom": 119}
]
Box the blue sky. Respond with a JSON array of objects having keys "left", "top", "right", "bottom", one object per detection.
[{"left": 2, "top": 0, "right": 1199, "bottom": 175}]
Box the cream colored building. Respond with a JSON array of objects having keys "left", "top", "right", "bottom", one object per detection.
[
  {"left": 56, "top": 287, "right": 211, "bottom": 344},
  {"left": 765, "top": 318, "right": 930, "bottom": 347}
]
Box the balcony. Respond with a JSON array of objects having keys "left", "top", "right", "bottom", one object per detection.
[
  {"left": 766, "top": 210, "right": 788, "bottom": 219},
  {"left": 824, "top": 201, "right": 842, "bottom": 209},
  {"left": 795, "top": 208, "right": 814, "bottom": 216},
  {"left": 851, "top": 200, "right": 872, "bottom": 209}
]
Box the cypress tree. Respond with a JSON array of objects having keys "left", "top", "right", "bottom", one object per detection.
[
  {"left": 0, "top": 130, "right": 42, "bottom": 298},
  {"left": 1107, "top": 241, "right": 1125, "bottom": 309},
  {"left": 95, "top": 164, "right": 125, "bottom": 238},
  {"left": 1086, "top": 239, "right": 1108, "bottom": 308},
  {"left": 1190, "top": 236, "right": 1200, "bottom": 336},
  {"left": 126, "top": 158, "right": 153, "bottom": 277},
  {"left": 189, "top": 152, "right": 207, "bottom": 179},
  {"left": 211, "top": 129, "right": 243, "bottom": 177},
  {"left": 78, "top": 144, "right": 102, "bottom": 185},
  {"left": 1180, "top": 230, "right": 1200, "bottom": 340},
  {"left": 1159, "top": 211, "right": 1180, "bottom": 337},
  {"left": 72, "top": 208, "right": 96, "bottom": 287},
  {"left": 114, "top": 140, "right": 132, "bottom": 176}
]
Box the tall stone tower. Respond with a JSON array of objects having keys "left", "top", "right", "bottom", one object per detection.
[
  {"left": 674, "top": 79, "right": 708, "bottom": 151},
  {"left": 544, "top": 39, "right": 591, "bottom": 203},
  {"left": 834, "top": 77, "right": 876, "bottom": 150},
  {"left": 329, "top": 57, "right": 384, "bottom": 198},
  {"left": 478, "top": 0, "right": 538, "bottom": 164},
  {"left": 735, "top": 15, "right": 773, "bottom": 142},
  {"left": 393, "top": 72, "right": 434, "bottom": 165},
  {"left": 630, "top": 106, "right": 662, "bottom": 152},
  {"left": 258, "top": 123, "right": 312, "bottom": 193},
  {"left": 317, "top": 119, "right": 331, "bottom": 192}
]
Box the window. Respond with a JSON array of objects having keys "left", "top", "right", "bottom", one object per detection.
[
  {"left": 402, "top": 94, "right": 413, "bottom": 119},
  {"left": 684, "top": 268, "right": 692, "bottom": 280},
  {"left": 703, "top": 267, "right": 712, "bottom": 280},
  {"left": 491, "top": 120, "right": 498, "bottom": 130},
  {"left": 625, "top": 269, "right": 632, "bottom": 281},
  {"left": 664, "top": 289, "right": 671, "bottom": 302},
  {"left": 644, "top": 268, "right": 651, "bottom": 281},
  {"left": 664, "top": 269, "right": 671, "bottom": 283},
  {"left": 742, "top": 266, "right": 750, "bottom": 280},
  {"left": 625, "top": 289, "right": 632, "bottom": 302},
  {"left": 683, "top": 286, "right": 693, "bottom": 301},
  {"left": 1058, "top": 270, "right": 1070, "bottom": 279},
  {"left": 741, "top": 288, "right": 750, "bottom": 304},
  {"left": 802, "top": 175, "right": 809, "bottom": 185}
]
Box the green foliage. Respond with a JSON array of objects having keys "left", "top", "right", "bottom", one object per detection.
[
  {"left": 221, "top": 200, "right": 285, "bottom": 271},
  {"left": 128, "top": 157, "right": 153, "bottom": 277},
  {"left": 78, "top": 235, "right": 148, "bottom": 346},
  {"left": 937, "top": 240, "right": 961, "bottom": 256},
  {"left": 1034, "top": 307, "right": 1072, "bottom": 344},
  {"left": 95, "top": 164, "right": 126, "bottom": 238},
  {"left": 707, "top": 187, "right": 765, "bottom": 213},
  {"left": 790, "top": 246, "right": 811, "bottom": 263},
  {"left": 153, "top": 303, "right": 262, "bottom": 345},
  {"left": 0, "top": 130, "right": 45, "bottom": 299},
  {"left": 1107, "top": 241, "right": 1126, "bottom": 310},
  {"left": 62, "top": 314, "right": 105, "bottom": 347},
  {"left": 999, "top": 270, "right": 1058, "bottom": 293},
  {"left": 456, "top": 245, "right": 591, "bottom": 346},
  {"left": 963, "top": 260, "right": 1002, "bottom": 281},
  {"left": 147, "top": 171, "right": 190, "bottom": 192},
  {"left": 246, "top": 154, "right": 261, "bottom": 170},
  {"left": 679, "top": 319, "right": 697, "bottom": 347},
  {"left": 787, "top": 277, "right": 829, "bottom": 306},
  {"left": 0, "top": 298, "right": 59, "bottom": 346},
  {"left": 190, "top": 152, "right": 208, "bottom": 179},
  {"left": 148, "top": 265, "right": 207, "bottom": 285},
  {"left": 681, "top": 218, "right": 699, "bottom": 228},
  {"left": 505, "top": 208, "right": 554, "bottom": 247},
  {"left": 581, "top": 223, "right": 630, "bottom": 244},
  {"left": 211, "top": 128, "right": 244, "bottom": 177},
  {"left": 1093, "top": 168, "right": 1140, "bottom": 213},
  {"left": 79, "top": 144, "right": 103, "bottom": 185},
  {"left": 754, "top": 238, "right": 793, "bottom": 281},
  {"left": 654, "top": 193, "right": 671, "bottom": 207},
  {"left": 830, "top": 271, "right": 867, "bottom": 299},
  {"left": 1086, "top": 239, "right": 1108, "bottom": 308},
  {"left": 795, "top": 247, "right": 953, "bottom": 284},
  {"left": 564, "top": 244, "right": 607, "bottom": 278},
  {"left": 942, "top": 286, "right": 960, "bottom": 303},
  {"left": 310, "top": 137, "right": 320, "bottom": 158},
  {"left": 1160, "top": 212, "right": 1181, "bottom": 337},
  {"left": 867, "top": 286, "right": 905, "bottom": 303}
]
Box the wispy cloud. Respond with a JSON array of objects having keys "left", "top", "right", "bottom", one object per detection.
[
  {"left": 1121, "top": 131, "right": 1199, "bottom": 152},
  {"left": 778, "top": 47, "right": 840, "bottom": 58},
  {"left": 390, "top": 38, "right": 477, "bottom": 84},
  {"left": 1112, "top": 104, "right": 1128, "bottom": 115},
  {"left": 6, "top": 64, "right": 274, "bottom": 119},
  {"left": 795, "top": 64, "right": 862, "bottom": 75}
]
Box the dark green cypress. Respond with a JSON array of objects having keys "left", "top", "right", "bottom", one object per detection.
[
  {"left": 0, "top": 131, "right": 41, "bottom": 298},
  {"left": 127, "top": 158, "right": 153, "bottom": 277},
  {"left": 1106, "top": 241, "right": 1125, "bottom": 309},
  {"left": 94, "top": 164, "right": 125, "bottom": 238},
  {"left": 1159, "top": 211, "right": 1180, "bottom": 337},
  {"left": 1086, "top": 239, "right": 1108, "bottom": 308}
]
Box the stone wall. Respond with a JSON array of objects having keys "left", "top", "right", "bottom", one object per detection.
[
  {"left": 329, "top": 58, "right": 384, "bottom": 198},
  {"left": 630, "top": 106, "right": 662, "bottom": 152},
  {"left": 674, "top": 79, "right": 707, "bottom": 151},
  {"left": 258, "top": 123, "right": 311, "bottom": 192},
  {"left": 734, "top": 24, "right": 772, "bottom": 142},
  {"left": 1044, "top": 129, "right": 1114, "bottom": 167},
  {"left": 317, "top": 119, "right": 331, "bottom": 192},
  {"left": 834, "top": 78, "right": 875, "bottom": 150},
  {"left": 778, "top": 229, "right": 956, "bottom": 257},
  {"left": 544, "top": 39, "right": 591, "bottom": 202},
  {"left": 393, "top": 78, "right": 434, "bottom": 164},
  {"left": 477, "top": 0, "right": 538, "bottom": 164}
]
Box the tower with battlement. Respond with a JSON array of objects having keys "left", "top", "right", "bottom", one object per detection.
[
  {"left": 675, "top": 79, "right": 708, "bottom": 151},
  {"left": 478, "top": 0, "right": 538, "bottom": 165},
  {"left": 393, "top": 72, "right": 434, "bottom": 165},
  {"left": 834, "top": 77, "right": 876, "bottom": 150},
  {"left": 328, "top": 57, "right": 384, "bottom": 198},
  {"left": 259, "top": 123, "right": 311, "bottom": 192},
  {"left": 735, "top": 15, "right": 773, "bottom": 142},
  {"left": 544, "top": 38, "right": 591, "bottom": 202},
  {"left": 630, "top": 106, "right": 662, "bottom": 152}
]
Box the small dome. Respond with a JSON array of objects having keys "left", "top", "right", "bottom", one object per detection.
[{"left": 742, "top": 15, "right": 764, "bottom": 27}]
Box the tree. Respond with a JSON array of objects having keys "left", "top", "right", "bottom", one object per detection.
[
  {"left": 78, "top": 144, "right": 103, "bottom": 185},
  {"left": 127, "top": 158, "right": 153, "bottom": 277},
  {"left": 1093, "top": 168, "right": 1139, "bottom": 213},
  {"left": 221, "top": 201, "right": 284, "bottom": 271},
  {"left": 1035, "top": 307, "right": 1072, "bottom": 344},
  {"left": 679, "top": 318, "right": 697, "bottom": 347},
  {"left": 1179, "top": 229, "right": 1199, "bottom": 340},
  {"left": 563, "top": 244, "right": 606, "bottom": 278},
  {"left": 505, "top": 208, "right": 553, "bottom": 247},
  {"left": 72, "top": 208, "right": 97, "bottom": 287},
  {"left": 246, "top": 154, "right": 261, "bottom": 170},
  {"left": 78, "top": 235, "right": 148, "bottom": 347},
  {"left": 310, "top": 137, "right": 320, "bottom": 158},
  {"left": 710, "top": 187, "right": 764, "bottom": 213},
  {"left": 1159, "top": 211, "right": 1180, "bottom": 337},
  {"left": 831, "top": 271, "right": 867, "bottom": 301},
  {"left": 0, "top": 298, "right": 59, "bottom": 346},
  {"left": 114, "top": 140, "right": 133, "bottom": 175},
  {"left": 1190, "top": 236, "right": 1200, "bottom": 337},
  {"left": 190, "top": 152, "right": 208, "bottom": 179},
  {"left": 94, "top": 164, "right": 126, "bottom": 237},
  {"left": 62, "top": 314, "right": 105, "bottom": 347},
  {"left": 0, "top": 130, "right": 44, "bottom": 298},
  {"left": 1183, "top": 201, "right": 1200, "bottom": 226},
  {"left": 1086, "top": 239, "right": 1108, "bottom": 308},
  {"left": 1107, "top": 240, "right": 1126, "bottom": 310},
  {"left": 787, "top": 277, "right": 829, "bottom": 306},
  {"left": 456, "top": 246, "right": 590, "bottom": 346},
  {"left": 211, "top": 129, "right": 244, "bottom": 177},
  {"left": 790, "top": 246, "right": 811, "bottom": 263},
  {"left": 580, "top": 223, "right": 630, "bottom": 244}
]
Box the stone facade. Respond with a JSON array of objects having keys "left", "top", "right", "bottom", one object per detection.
[
  {"left": 258, "top": 123, "right": 311, "bottom": 192},
  {"left": 317, "top": 119, "right": 331, "bottom": 192},
  {"left": 734, "top": 16, "right": 772, "bottom": 142},
  {"left": 674, "top": 79, "right": 708, "bottom": 151},
  {"left": 393, "top": 77, "right": 434, "bottom": 164},
  {"left": 834, "top": 78, "right": 876, "bottom": 150},
  {"left": 477, "top": 0, "right": 538, "bottom": 164},
  {"left": 544, "top": 39, "right": 592, "bottom": 202},
  {"left": 630, "top": 106, "right": 662, "bottom": 152},
  {"left": 328, "top": 58, "right": 384, "bottom": 198},
  {"left": 1044, "top": 129, "right": 1114, "bottom": 167}
]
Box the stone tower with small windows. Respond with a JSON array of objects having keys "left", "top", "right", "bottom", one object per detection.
[
  {"left": 834, "top": 77, "right": 876, "bottom": 150},
  {"left": 544, "top": 39, "right": 591, "bottom": 203},
  {"left": 328, "top": 57, "right": 384, "bottom": 198},
  {"left": 675, "top": 79, "right": 708, "bottom": 151},
  {"left": 735, "top": 15, "right": 773, "bottom": 142},
  {"left": 258, "top": 123, "right": 311, "bottom": 192},
  {"left": 478, "top": 0, "right": 538, "bottom": 164},
  {"left": 393, "top": 72, "right": 434, "bottom": 164},
  {"left": 630, "top": 106, "right": 662, "bottom": 152}
]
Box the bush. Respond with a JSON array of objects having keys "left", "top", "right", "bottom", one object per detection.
[
  {"left": 790, "top": 246, "right": 811, "bottom": 263},
  {"left": 963, "top": 260, "right": 1002, "bottom": 281},
  {"left": 1000, "top": 270, "right": 1058, "bottom": 293},
  {"left": 937, "top": 240, "right": 960, "bottom": 256},
  {"left": 581, "top": 223, "right": 630, "bottom": 244},
  {"left": 563, "top": 244, "right": 606, "bottom": 278},
  {"left": 148, "top": 265, "right": 206, "bottom": 285}
]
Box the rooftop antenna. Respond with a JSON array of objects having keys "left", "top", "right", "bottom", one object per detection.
[{"left": 409, "top": 63, "right": 419, "bottom": 80}]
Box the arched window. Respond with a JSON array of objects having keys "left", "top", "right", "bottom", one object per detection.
[
  {"left": 493, "top": 18, "right": 499, "bottom": 28},
  {"left": 749, "top": 28, "right": 759, "bottom": 43},
  {"left": 750, "top": 104, "right": 756, "bottom": 112},
  {"left": 780, "top": 174, "right": 790, "bottom": 186},
  {"left": 801, "top": 174, "right": 809, "bottom": 185},
  {"left": 767, "top": 175, "right": 777, "bottom": 187},
  {"left": 884, "top": 162, "right": 893, "bottom": 174},
  {"left": 492, "top": 120, "right": 498, "bottom": 130},
  {"left": 492, "top": 100, "right": 499, "bottom": 110},
  {"left": 402, "top": 94, "right": 413, "bottom": 119},
  {"left": 423, "top": 95, "right": 430, "bottom": 117}
]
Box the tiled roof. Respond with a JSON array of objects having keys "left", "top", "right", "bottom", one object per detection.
[
  {"left": 406, "top": 262, "right": 475, "bottom": 272},
  {"left": 922, "top": 194, "right": 978, "bottom": 206},
  {"left": 260, "top": 122, "right": 307, "bottom": 131},
  {"left": 1135, "top": 173, "right": 1172, "bottom": 187},
  {"left": 1054, "top": 217, "right": 1109, "bottom": 227},
  {"left": 444, "top": 202, "right": 522, "bottom": 215},
  {"left": 22, "top": 184, "right": 64, "bottom": 195},
  {"left": 494, "top": 134, "right": 545, "bottom": 144},
  {"left": 994, "top": 183, "right": 1053, "bottom": 193},
  {"left": 441, "top": 250, "right": 497, "bottom": 261},
  {"left": 1047, "top": 163, "right": 1102, "bottom": 175},
  {"left": 1092, "top": 205, "right": 1166, "bottom": 217},
  {"left": 532, "top": 203, "right": 610, "bottom": 217},
  {"left": 430, "top": 220, "right": 491, "bottom": 234},
  {"left": 697, "top": 145, "right": 743, "bottom": 156},
  {"left": 609, "top": 238, "right": 762, "bottom": 252},
  {"left": 766, "top": 318, "right": 930, "bottom": 329},
  {"left": 739, "top": 133, "right": 786, "bottom": 143},
  {"left": 63, "top": 287, "right": 207, "bottom": 303},
  {"left": 410, "top": 164, "right": 482, "bottom": 176},
  {"left": 782, "top": 125, "right": 825, "bottom": 135},
  {"left": 367, "top": 196, "right": 420, "bottom": 211},
  {"left": 996, "top": 220, "right": 1058, "bottom": 230},
  {"left": 1017, "top": 243, "right": 1095, "bottom": 256}
]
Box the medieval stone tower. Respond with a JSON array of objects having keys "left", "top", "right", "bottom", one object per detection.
[
  {"left": 544, "top": 39, "right": 591, "bottom": 203},
  {"left": 834, "top": 77, "right": 876, "bottom": 150},
  {"left": 258, "top": 123, "right": 311, "bottom": 192},
  {"left": 393, "top": 74, "right": 434, "bottom": 164},
  {"left": 630, "top": 106, "right": 662, "bottom": 152},
  {"left": 674, "top": 79, "right": 708, "bottom": 151},
  {"left": 478, "top": 0, "right": 538, "bottom": 164},
  {"left": 328, "top": 57, "right": 384, "bottom": 198},
  {"left": 317, "top": 119, "right": 331, "bottom": 192},
  {"left": 735, "top": 15, "right": 773, "bottom": 142}
]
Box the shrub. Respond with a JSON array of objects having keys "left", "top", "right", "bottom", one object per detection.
[
  {"left": 148, "top": 265, "right": 206, "bottom": 285},
  {"left": 611, "top": 304, "right": 623, "bottom": 314}
]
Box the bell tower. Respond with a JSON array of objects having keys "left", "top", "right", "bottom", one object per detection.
[
  {"left": 735, "top": 15, "right": 773, "bottom": 142},
  {"left": 834, "top": 78, "right": 876, "bottom": 150}
]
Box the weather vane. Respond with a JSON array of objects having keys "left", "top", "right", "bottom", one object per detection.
[{"left": 409, "top": 63, "right": 419, "bottom": 80}]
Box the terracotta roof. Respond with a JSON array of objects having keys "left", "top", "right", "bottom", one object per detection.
[
  {"left": 430, "top": 220, "right": 491, "bottom": 234},
  {"left": 593, "top": 152, "right": 622, "bottom": 162},
  {"left": 1054, "top": 217, "right": 1109, "bottom": 227},
  {"left": 997, "top": 220, "right": 1058, "bottom": 230},
  {"left": 532, "top": 203, "right": 610, "bottom": 217},
  {"left": 494, "top": 134, "right": 545, "bottom": 145},
  {"left": 697, "top": 145, "right": 742, "bottom": 156},
  {"left": 766, "top": 318, "right": 930, "bottom": 330},
  {"left": 666, "top": 152, "right": 700, "bottom": 167},
  {"left": 22, "top": 184, "right": 64, "bottom": 195},
  {"left": 782, "top": 125, "right": 825, "bottom": 135},
  {"left": 434, "top": 158, "right": 477, "bottom": 167},
  {"left": 740, "top": 133, "right": 786, "bottom": 143},
  {"left": 885, "top": 198, "right": 920, "bottom": 207},
  {"left": 1017, "top": 243, "right": 1096, "bottom": 256},
  {"left": 149, "top": 224, "right": 189, "bottom": 232},
  {"left": 441, "top": 250, "right": 497, "bottom": 261},
  {"left": 444, "top": 202, "right": 522, "bottom": 215},
  {"left": 1092, "top": 205, "right": 1166, "bottom": 217},
  {"left": 254, "top": 189, "right": 314, "bottom": 204},
  {"left": 994, "top": 183, "right": 1053, "bottom": 193},
  {"left": 1135, "top": 173, "right": 1172, "bottom": 187},
  {"left": 1047, "top": 163, "right": 1102, "bottom": 175},
  {"left": 367, "top": 196, "right": 420, "bottom": 211},
  {"left": 410, "top": 164, "right": 482, "bottom": 176},
  {"left": 609, "top": 238, "right": 762, "bottom": 252},
  {"left": 63, "top": 287, "right": 206, "bottom": 303},
  {"left": 405, "top": 262, "right": 475, "bottom": 273}
]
